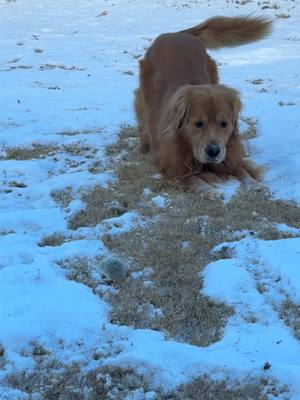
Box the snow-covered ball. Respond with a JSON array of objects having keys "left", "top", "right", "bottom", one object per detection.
[{"left": 98, "top": 257, "right": 127, "bottom": 281}]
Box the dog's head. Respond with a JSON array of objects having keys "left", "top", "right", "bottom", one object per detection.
[{"left": 163, "top": 84, "right": 241, "bottom": 164}]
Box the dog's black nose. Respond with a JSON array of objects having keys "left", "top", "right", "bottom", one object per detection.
[{"left": 205, "top": 143, "right": 220, "bottom": 159}]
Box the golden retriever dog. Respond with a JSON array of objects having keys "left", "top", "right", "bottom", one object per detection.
[{"left": 134, "top": 16, "right": 272, "bottom": 195}]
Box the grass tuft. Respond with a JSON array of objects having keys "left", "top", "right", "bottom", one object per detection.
[
  {"left": 6, "top": 359, "right": 275, "bottom": 400},
  {"left": 280, "top": 299, "right": 300, "bottom": 340},
  {"left": 4, "top": 143, "right": 59, "bottom": 160}
]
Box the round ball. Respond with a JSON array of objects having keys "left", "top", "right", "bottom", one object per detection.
[{"left": 99, "top": 257, "right": 127, "bottom": 281}]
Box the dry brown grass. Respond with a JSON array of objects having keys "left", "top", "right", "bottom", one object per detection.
[
  {"left": 105, "top": 124, "right": 138, "bottom": 156},
  {"left": 51, "top": 187, "right": 73, "bottom": 208},
  {"left": 7, "top": 362, "right": 149, "bottom": 400},
  {"left": 67, "top": 185, "right": 128, "bottom": 230},
  {"left": 280, "top": 299, "right": 300, "bottom": 340},
  {"left": 68, "top": 126, "right": 180, "bottom": 230},
  {"left": 38, "top": 232, "right": 85, "bottom": 247},
  {"left": 57, "top": 128, "right": 103, "bottom": 136},
  {"left": 240, "top": 116, "right": 258, "bottom": 140},
  {"left": 162, "top": 376, "right": 268, "bottom": 400},
  {"left": 107, "top": 202, "right": 233, "bottom": 345},
  {"left": 88, "top": 160, "right": 102, "bottom": 174},
  {"left": 8, "top": 180, "right": 27, "bottom": 188},
  {"left": 38, "top": 233, "right": 69, "bottom": 247},
  {"left": 0, "top": 229, "right": 15, "bottom": 236},
  {"left": 57, "top": 256, "right": 99, "bottom": 291},
  {"left": 6, "top": 358, "right": 273, "bottom": 400},
  {"left": 3, "top": 141, "right": 96, "bottom": 162},
  {"left": 164, "top": 375, "right": 289, "bottom": 399},
  {"left": 40, "top": 63, "right": 86, "bottom": 71},
  {"left": 4, "top": 143, "right": 59, "bottom": 160},
  {"left": 62, "top": 143, "right": 95, "bottom": 157}
]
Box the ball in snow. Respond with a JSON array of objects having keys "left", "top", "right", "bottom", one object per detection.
[{"left": 99, "top": 257, "right": 127, "bottom": 281}]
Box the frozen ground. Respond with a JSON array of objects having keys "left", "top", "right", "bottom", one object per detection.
[{"left": 1, "top": 0, "right": 300, "bottom": 399}]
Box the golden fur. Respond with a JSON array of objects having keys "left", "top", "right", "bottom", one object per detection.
[{"left": 134, "top": 16, "right": 272, "bottom": 191}]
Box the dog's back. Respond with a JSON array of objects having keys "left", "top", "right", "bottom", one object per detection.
[
  {"left": 144, "top": 16, "right": 271, "bottom": 107},
  {"left": 147, "top": 33, "right": 211, "bottom": 96}
]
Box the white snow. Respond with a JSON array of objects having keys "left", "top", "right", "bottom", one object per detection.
[
  {"left": 201, "top": 237, "right": 300, "bottom": 397},
  {"left": 1, "top": 0, "right": 300, "bottom": 398},
  {"left": 0, "top": 262, "right": 108, "bottom": 351},
  {"left": 152, "top": 195, "right": 167, "bottom": 208},
  {"left": 102, "top": 211, "right": 141, "bottom": 235}
]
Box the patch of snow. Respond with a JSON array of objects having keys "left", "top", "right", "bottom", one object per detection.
[
  {"left": 218, "top": 179, "right": 241, "bottom": 204},
  {"left": 151, "top": 195, "right": 167, "bottom": 208},
  {"left": 102, "top": 211, "right": 141, "bottom": 235},
  {"left": 0, "top": 261, "right": 108, "bottom": 353},
  {"left": 131, "top": 267, "right": 154, "bottom": 280},
  {"left": 275, "top": 223, "right": 300, "bottom": 236}
]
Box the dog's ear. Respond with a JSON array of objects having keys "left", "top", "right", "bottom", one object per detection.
[
  {"left": 163, "top": 87, "right": 189, "bottom": 137},
  {"left": 228, "top": 88, "right": 242, "bottom": 133},
  {"left": 220, "top": 85, "right": 242, "bottom": 133}
]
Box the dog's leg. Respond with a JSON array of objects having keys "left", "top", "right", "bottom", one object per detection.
[
  {"left": 134, "top": 88, "right": 151, "bottom": 153},
  {"left": 207, "top": 55, "right": 219, "bottom": 84}
]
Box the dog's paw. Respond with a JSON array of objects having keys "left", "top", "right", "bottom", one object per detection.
[
  {"left": 205, "top": 189, "right": 224, "bottom": 201},
  {"left": 193, "top": 181, "right": 223, "bottom": 200},
  {"left": 242, "top": 176, "right": 264, "bottom": 192}
]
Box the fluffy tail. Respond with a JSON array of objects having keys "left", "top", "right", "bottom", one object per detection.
[{"left": 180, "top": 16, "right": 272, "bottom": 49}]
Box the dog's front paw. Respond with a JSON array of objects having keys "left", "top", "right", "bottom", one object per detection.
[
  {"left": 192, "top": 181, "right": 223, "bottom": 200},
  {"left": 242, "top": 176, "right": 264, "bottom": 192},
  {"left": 205, "top": 189, "right": 224, "bottom": 201}
]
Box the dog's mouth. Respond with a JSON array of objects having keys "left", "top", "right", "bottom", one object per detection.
[{"left": 205, "top": 156, "right": 223, "bottom": 164}]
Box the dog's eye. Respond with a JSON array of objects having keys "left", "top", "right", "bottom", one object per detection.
[
  {"left": 194, "top": 121, "right": 204, "bottom": 128},
  {"left": 220, "top": 121, "right": 228, "bottom": 128}
]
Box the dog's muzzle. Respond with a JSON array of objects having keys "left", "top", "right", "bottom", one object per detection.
[
  {"left": 195, "top": 141, "right": 226, "bottom": 164},
  {"left": 205, "top": 142, "right": 221, "bottom": 159}
]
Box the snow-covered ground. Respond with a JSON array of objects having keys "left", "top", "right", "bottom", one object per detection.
[{"left": 1, "top": 0, "right": 300, "bottom": 398}]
